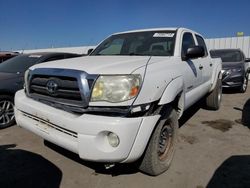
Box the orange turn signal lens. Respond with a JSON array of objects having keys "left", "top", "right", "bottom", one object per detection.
[{"left": 130, "top": 86, "right": 139, "bottom": 97}]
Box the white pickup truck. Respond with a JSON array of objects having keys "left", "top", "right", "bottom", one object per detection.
[{"left": 15, "top": 28, "right": 222, "bottom": 176}]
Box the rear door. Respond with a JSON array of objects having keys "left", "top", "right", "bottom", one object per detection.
[{"left": 194, "top": 34, "right": 212, "bottom": 85}]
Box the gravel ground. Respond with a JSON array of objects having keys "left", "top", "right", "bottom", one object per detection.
[{"left": 1, "top": 85, "right": 250, "bottom": 188}]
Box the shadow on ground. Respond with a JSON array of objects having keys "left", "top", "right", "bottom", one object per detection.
[
  {"left": 0, "top": 144, "right": 62, "bottom": 188},
  {"left": 222, "top": 88, "right": 241, "bottom": 94},
  {"left": 207, "top": 155, "right": 250, "bottom": 188},
  {"left": 44, "top": 141, "right": 139, "bottom": 176}
]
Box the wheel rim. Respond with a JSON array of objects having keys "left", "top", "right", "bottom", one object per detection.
[
  {"left": 0, "top": 100, "right": 15, "bottom": 126},
  {"left": 158, "top": 122, "right": 173, "bottom": 161},
  {"left": 218, "top": 80, "right": 222, "bottom": 103}
]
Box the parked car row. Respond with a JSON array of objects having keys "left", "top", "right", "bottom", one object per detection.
[{"left": 0, "top": 51, "right": 19, "bottom": 63}]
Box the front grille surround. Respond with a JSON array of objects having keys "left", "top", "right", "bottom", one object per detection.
[{"left": 26, "top": 68, "right": 98, "bottom": 109}]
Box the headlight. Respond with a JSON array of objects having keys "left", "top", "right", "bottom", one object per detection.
[
  {"left": 231, "top": 67, "right": 242, "bottom": 72},
  {"left": 91, "top": 75, "right": 141, "bottom": 103}
]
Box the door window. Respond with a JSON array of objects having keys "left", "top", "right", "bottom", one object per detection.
[{"left": 181, "top": 33, "right": 195, "bottom": 57}]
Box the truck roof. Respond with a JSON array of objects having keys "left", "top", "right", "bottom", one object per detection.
[
  {"left": 114, "top": 27, "right": 178, "bottom": 35},
  {"left": 113, "top": 27, "right": 202, "bottom": 35}
]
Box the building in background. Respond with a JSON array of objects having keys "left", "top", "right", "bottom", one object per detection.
[
  {"left": 16, "top": 37, "right": 250, "bottom": 58},
  {"left": 206, "top": 36, "right": 250, "bottom": 80},
  {"left": 205, "top": 36, "right": 250, "bottom": 58}
]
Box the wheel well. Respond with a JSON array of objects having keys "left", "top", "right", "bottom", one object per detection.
[
  {"left": 150, "top": 92, "right": 184, "bottom": 119},
  {"left": 0, "top": 92, "right": 15, "bottom": 102},
  {"left": 0, "top": 92, "right": 15, "bottom": 97}
]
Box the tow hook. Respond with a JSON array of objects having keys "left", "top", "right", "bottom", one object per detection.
[{"left": 104, "top": 163, "right": 115, "bottom": 169}]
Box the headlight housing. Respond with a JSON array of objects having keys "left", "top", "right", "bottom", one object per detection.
[
  {"left": 231, "top": 67, "right": 242, "bottom": 72},
  {"left": 91, "top": 75, "right": 141, "bottom": 103}
]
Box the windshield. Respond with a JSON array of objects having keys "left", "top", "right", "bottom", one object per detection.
[
  {"left": 210, "top": 50, "right": 243, "bottom": 62},
  {"left": 0, "top": 54, "right": 42, "bottom": 73},
  {"left": 91, "top": 30, "right": 176, "bottom": 56}
]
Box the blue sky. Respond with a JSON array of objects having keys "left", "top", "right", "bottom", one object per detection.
[{"left": 0, "top": 0, "right": 250, "bottom": 50}]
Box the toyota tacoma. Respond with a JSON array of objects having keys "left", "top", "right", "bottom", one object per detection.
[{"left": 15, "top": 28, "right": 222, "bottom": 175}]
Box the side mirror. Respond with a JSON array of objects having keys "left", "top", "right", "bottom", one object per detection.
[
  {"left": 245, "top": 58, "right": 250, "bottom": 63},
  {"left": 87, "top": 48, "right": 94, "bottom": 55},
  {"left": 183, "top": 46, "right": 205, "bottom": 60}
]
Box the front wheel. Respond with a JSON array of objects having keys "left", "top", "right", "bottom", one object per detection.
[
  {"left": 0, "top": 95, "right": 15, "bottom": 129},
  {"left": 240, "top": 73, "right": 248, "bottom": 93},
  {"left": 139, "top": 107, "right": 178, "bottom": 176}
]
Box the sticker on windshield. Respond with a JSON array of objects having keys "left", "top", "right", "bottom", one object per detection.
[
  {"left": 29, "top": 55, "right": 42, "bottom": 58},
  {"left": 153, "top": 33, "right": 175, "bottom": 37}
]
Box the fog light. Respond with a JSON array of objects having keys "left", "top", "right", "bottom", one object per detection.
[{"left": 107, "top": 132, "right": 120, "bottom": 147}]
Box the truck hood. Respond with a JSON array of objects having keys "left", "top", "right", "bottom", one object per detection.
[{"left": 30, "top": 56, "right": 151, "bottom": 74}]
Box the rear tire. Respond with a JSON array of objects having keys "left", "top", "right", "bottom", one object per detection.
[
  {"left": 242, "top": 99, "right": 250, "bottom": 127},
  {"left": 139, "top": 107, "right": 178, "bottom": 176},
  {"left": 206, "top": 78, "right": 222, "bottom": 110},
  {"left": 0, "top": 95, "right": 15, "bottom": 129}
]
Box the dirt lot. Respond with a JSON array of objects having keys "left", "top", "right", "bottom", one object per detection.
[{"left": 1, "top": 85, "right": 250, "bottom": 188}]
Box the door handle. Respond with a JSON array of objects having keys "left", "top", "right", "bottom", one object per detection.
[
  {"left": 210, "top": 62, "right": 213, "bottom": 67},
  {"left": 199, "top": 65, "right": 203, "bottom": 70}
]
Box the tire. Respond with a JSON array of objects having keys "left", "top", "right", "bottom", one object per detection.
[
  {"left": 206, "top": 78, "right": 222, "bottom": 110},
  {"left": 139, "top": 107, "right": 178, "bottom": 176},
  {"left": 0, "top": 95, "right": 15, "bottom": 129},
  {"left": 242, "top": 99, "right": 250, "bottom": 127},
  {"left": 240, "top": 73, "right": 248, "bottom": 93}
]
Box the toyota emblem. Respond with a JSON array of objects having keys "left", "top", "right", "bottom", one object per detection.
[{"left": 46, "top": 80, "right": 58, "bottom": 95}]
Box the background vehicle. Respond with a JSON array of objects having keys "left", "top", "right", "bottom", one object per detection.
[
  {"left": 0, "top": 52, "right": 82, "bottom": 128},
  {"left": 210, "top": 49, "right": 250, "bottom": 92},
  {"left": 15, "top": 28, "right": 222, "bottom": 176},
  {"left": 0, "top": 51, "right": 19, "bottom": 63}
]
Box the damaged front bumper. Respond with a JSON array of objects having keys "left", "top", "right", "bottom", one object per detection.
[{"left": 15, "top": 90, "right": 160, "bottom": 163}]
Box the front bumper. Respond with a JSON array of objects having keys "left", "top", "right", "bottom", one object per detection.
[
  {"left": 222, "top": 70, "right": 244, "bottom": 88},
  {"left": 15, "top": 90, "right": 160, "bottom": 163}
]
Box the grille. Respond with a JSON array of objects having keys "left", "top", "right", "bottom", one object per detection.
[
  {"left": 29, "top": 75, "right": 81, "bottom": 101},
  {"left": 26, "top": 68, "right": 97, "bottom": 112}
]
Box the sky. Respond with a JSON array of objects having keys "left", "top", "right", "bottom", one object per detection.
[{"left": 0, "top": 0, "right": 250, "bottom": 51}]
